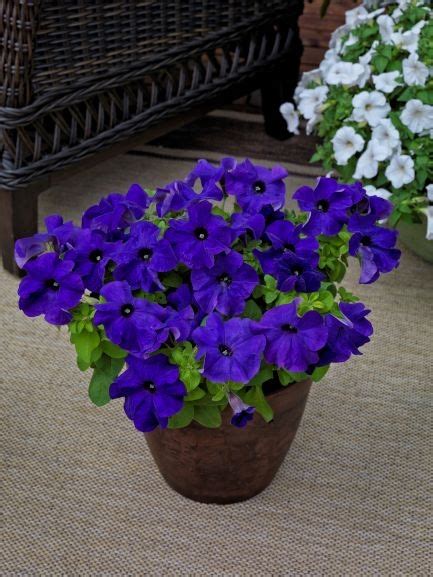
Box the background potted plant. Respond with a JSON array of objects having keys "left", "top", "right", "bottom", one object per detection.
[
  {"left": 282, "top": 0, "right": 433, "bottom": 262},
  {"left": 15, "top": 157, "right": 400, "bottom": 503}
]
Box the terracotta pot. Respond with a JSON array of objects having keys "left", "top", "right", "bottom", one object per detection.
[
  {"left": 145, "top": 379, "right": 311, "bottom": 504},
  {"left": 397, "top": 216, "right": 433, "bottom": 264}
]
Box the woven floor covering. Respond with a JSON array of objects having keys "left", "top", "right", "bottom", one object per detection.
[{"left": 1, "top": 144, "right": 433, "bottom": 576}]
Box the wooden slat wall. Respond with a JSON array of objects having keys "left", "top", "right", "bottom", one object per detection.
[{"left": 299, "top": 0, "right": 359, "bottom": 71}]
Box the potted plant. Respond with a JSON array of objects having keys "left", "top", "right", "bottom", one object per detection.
[
  {"left": 281, "top": 0, "right": 433, "bottom": 262},
  {"left": 15, "top": 158, "right": 400, "bottom": 503}
]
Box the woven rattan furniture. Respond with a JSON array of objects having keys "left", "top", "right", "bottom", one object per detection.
[{"left": 0, "top": 0, "right": 304, "bottom": 274}]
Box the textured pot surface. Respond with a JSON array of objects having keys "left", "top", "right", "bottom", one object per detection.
[
  {"left": 397, "top": 217, "right": 433, "bottom": 264},
  {"left": 145, "top": 379, "right": 312, "bottom": 504}
]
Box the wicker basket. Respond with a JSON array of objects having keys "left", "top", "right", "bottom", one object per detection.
[{"left": 0, "top": 0, "right": 303, "bottom": 273}]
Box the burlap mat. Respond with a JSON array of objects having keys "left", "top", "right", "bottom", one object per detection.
[{"left": 1, "top": 150, "right": 432, "bottom": 576}]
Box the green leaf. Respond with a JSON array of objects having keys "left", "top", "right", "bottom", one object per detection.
[
  {"left": 248, "top": 365, "right": 274, "bottom": 388},
  {"left": 185, "top": 387, "right": 206, "bottom": 402},
  {"left": 311, "top": 365, "right": 329, "bottom": 383},
  {"left": 162, "top": 271, "right": 183, "bottom": 288},
  {"left": 243, "top": 386, "right": 273, "bottom": 423},
  {"left": 243, "top": 299, "right": 262, "bottom": 320},
  {"left": 278, "top": 369, "right": 308, "bottom": 386},
  {"left": 88, "top": 356, "right": 124, "bottom": 407},
  {"left": 193, "top": 405, "right": 222, "bottom": 428},
  {"left": 338, "top": 287, "right": 359, "bottom": 303},
  {"left": 101, "top": 340, "right": 127, "bottom": 359},
  {"left": 70, "top": 330, "right": 100, "bottom": 366},
  {"left": 168, "top": 404, "right": 194, "bottom": 428}
]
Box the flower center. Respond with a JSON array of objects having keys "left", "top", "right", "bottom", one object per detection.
[
  {"left": 138, "top": 247, "right": 153, "bottom": 261},
  {"left": 350, "top": 199, "right": 369, "bottom": 215},
  {"left": 281, "top": 323, "right": 298, "bottom": 333},
  {"left": 218, "top": 273, "right": 232, "bottom": 286},
  {"left": 291, "top": 265, "right": 303, "bottom": 276},
  {"left": 121, "top": 304, "right": 134, "bottom": 317},
  {"left": 46, "top": 279, "right": 60, "bottom": 290},
  {"left": 218, "top": 344, "right": 233, "bottom": 357},
  {"left": 194, "top": 227, "right": 208, "bottom": 240},
  {"left": 360, "top": 235, "right": 372, "bottom": 247},
  {"left": 142, "top": 381, "right": 156, "bottom": 393},
  {"left": 253, "top": 180, "right": 266, "bottom": 194},
  {"left": 316, "top": 199, "right": 329, "bottom": 212},
  {"left": 89, "top": 249, "right": 103, "bottom": 263},
  {"left": 283, "top": 243, "right": 296, "bottom": 252}
]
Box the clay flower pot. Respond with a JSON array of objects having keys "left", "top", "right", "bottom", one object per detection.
[{"left": 145, "top": 379, "right": 311, "bottom": 504}]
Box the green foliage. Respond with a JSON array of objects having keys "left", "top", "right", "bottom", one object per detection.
[
  {"left": 240, "top": 364, "right": 275, "bottom": 422},
  {"left": 170, "top": 342, "right": 202, "bottom": 392},
  {"left": 318, "top": 232, "right": 349, "bottom": 282},
  {"left": 299, "top": 1, "right": 432, "bottom": 225},
  {"left": 68, "top": 302, "right": 127, "bottom": 405},
  {"left": 168, "top": 404, "right": 195, "bottom": 428},
  {"left": 89, "top": 355, "right": 124, "bottom": 406}
]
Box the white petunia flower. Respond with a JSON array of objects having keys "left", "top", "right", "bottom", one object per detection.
[
  {"left": 279, "top": 102, "right": 300, "bottom": 135},
  {"left": 325, "top": 61, "right": 366, "bottom": 87},
  {"left": 402, "top": 54, "right": 429, "bottom": 86},
  {"left": 372, "top": 71, "right": 402, "bottom": 94},
  {"left": 372, "top": 119, "right": 400, "bottom": 158},
  {"left": 423, "top": 207, "right": 433, "bottom": 240},
  {"left": 297, "top": 86, "right": 328, "bottom": 120},
  {"left": 391, "top": 29, "right": 420, "bottom": 54},
  {"left": 331, "top": 126, "right": 365, "bottom": 166},
  {"left": 358, "top": 64, "right": 372, "bottom": 88},
  {"left": 345, "top": 6, "right": 368, "bottom": 27},
  {"left": 352, "top": 91, "right": 391, "bottom": 127},
  {"left": 364, "top": 185, "right": 392, "bottom": 201},
  {"left": 319, "top": 49, "right": 340, "bottom": 77},
  {"left": 295, "top": 69, "right": 322, "bottom": 97},
  {"left": 359, "top": 41, "right": 379, "bottom": 65},
  {"left": 427, "top": 184, "right": 433, "bottom": 202},
  {"left": 306, "top": 115, "right": 321, "bottom": 135},
  {"left": 330, "top": 25, "right": 349, "bottom": 52},
  {"left": 353, "top": 141, "right": 388, "bottom": 179},
  {"left": 400, "top": 99, "right": 433, "bottom": 134},
  {"left": 377, "top": 15, "right": 394, "bottom": 42},
  {"left": 385, "top": 155, "right": 415, "bottom": 188}
]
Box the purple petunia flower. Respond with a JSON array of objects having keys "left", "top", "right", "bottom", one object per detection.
[
  {"left": 265, "top": 220, "right": 319, "bottom": 258},
  {"left": 18, "top": 252, "right": 84, "bottom": 325},
  {"left": 349, "top": 225, "right": 400, "bottom": 284},
  {"left": 230, "top": 211, "right": 266, "bottom": 240},
  {"left": 254, "top": 300, "right": 328, "bottom": 372},
  {"left": 64, "top": 229, "right": 119, "bottom": 293},
  {"left": 255, "top": 220, "right": 320, "bottom": 281},
  {"left": 110, "top": 354, "right": 186, "bottom": 432},
  {"left": 317, "top": 302, "right": 373, "bottom": 365},
  {"left": 113, "top": 221, "right": 177, "bottom": 291},
  {"left": 82, "top": 184, "right": 150, "bottom": 234},
  {"left": 225, "top": 159, "right": 288, "bottom": 213},
  {"left": 191, "top": 251, "right": 258, "bottom": 315},
  {"left": 154, "top": 180, "right": 223, "bottom": 217},
  {"left": 192, "top": 314, "right": 266, "bottom": 383},
  {"left": 293, "top": 177, "right": 357, "bottom": 236},
  {"left": 185, "top": 158, "right": 232, "bottom": 186},
  {"left": 93, "top": 281, "right": 169, "bottom": 355},
  {"left": 348, "top": 194, "right": 393, "bottom": 231},
  {"left": 14, "top": 215, "right": 80, "bottom": 269},
  {"left": 165, "top": 201, "right": 234, "bottom": 269},
  {"left": 228, "top": 393, "right": 255, "bottom": 428},
  {"left": 275, "top": 253, "right": 325, "bottom": 293}
]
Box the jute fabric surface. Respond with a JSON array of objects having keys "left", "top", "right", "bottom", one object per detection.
[{"left": 1, "top": 148, "right": 432, "bottom": 576}]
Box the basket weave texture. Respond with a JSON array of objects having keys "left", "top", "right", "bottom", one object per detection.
[{"left": 0, "top": 0, "right": 303, "bottom": 189}]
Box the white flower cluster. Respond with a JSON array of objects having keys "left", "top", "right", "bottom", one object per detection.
[{"left": 280, "top": 0, "right": 433, "bottom": 239}]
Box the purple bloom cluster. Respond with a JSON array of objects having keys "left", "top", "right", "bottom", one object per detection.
[{"left": 15, "top": 159, "right": 401, "bottom": 432}]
